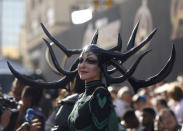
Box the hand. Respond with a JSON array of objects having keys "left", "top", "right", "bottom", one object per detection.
[
  {"left": 30, "top": 119, "right": 42, "bottom": 131},
  {"left": 16, "top": 119, "right": 43, "bottom": 131},
  {"left": 16, "top": 122, "right": 29, "bottom": 131},
  {"left": 0, "top": 109, "right": 11, "bottom": 128}
]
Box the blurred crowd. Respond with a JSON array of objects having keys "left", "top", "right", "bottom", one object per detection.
[{"left": 1, "top": 74, "right": 183, "bottom": 131}]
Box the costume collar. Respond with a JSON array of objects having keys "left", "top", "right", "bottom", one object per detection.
[{"left": 85, "top": 80, "right": 104, "bottom": 94}]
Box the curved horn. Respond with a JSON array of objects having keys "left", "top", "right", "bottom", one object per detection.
[
  {"left": 103, "top": 50, "right": 150, "bottom": 85},
  {"left": 43, "top": 38, "right": 77, "bottom": 75},
  {"left": 40, "top": 23, "right": 82, "bottom": 57},
  {"left": 89, "top": 29, "right": 156, "bottom": 63},
  {"left": 121, "top": 28, "right": 157, "bottom": 63},
  {"left": 127, "top": 21, "right": 140, "bottom": 50},
  {"left": 106, "top": 24, "right": 150, "bottom": 73},
  {"left": 91, "top": 29, "right": 99, "bottom": 44},
  {"left": 7, "top": 61, "right": 76, "bottom": 90},
  {"left": 45, "top": 42, "right": 63, "bottom": 76},
  {"left": 128, "top": 44, "right": 176, "bottom": 93},
  {"left": 107, "top": 67, "right": 117, "bottom": 74}
]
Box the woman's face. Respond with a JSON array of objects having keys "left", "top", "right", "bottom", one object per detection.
[{"left": 78, "top": 52, "right": 101, "bottom": 83}]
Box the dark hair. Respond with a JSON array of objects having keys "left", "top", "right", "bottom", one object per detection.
[
  {"left": 23, "top": 85, "right": 43, "bottom": 107},
  {"left": 142, "top": 107, "right": 156, "bottom": 119},
  {"left": 168, "top": 84, "right": 183, "bottom": 101},
  {"left": 72, "top": 74, "right": 85, "bottom": 94},
  {"left": 157, "top": 98, "right": 168, "bottom": 107},
  {"left": 123, "top": 109, "right": 136, "bottom": 120},
  {"left": 122, "top": 109, "right": 139, "bottom": 128},
  {"left": 81, "top": 44, "right": 106, "bottom": 68}
]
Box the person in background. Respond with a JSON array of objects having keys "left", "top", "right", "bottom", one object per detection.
[
  {"left": 109, "top": 86, "right": 125, "bottom": 121},
  {"left": 121, "top": 109, "right": 143, "bottom": 131},
  {"left": 16, "top": 117, "right": 44, "bottom": 131},
  {"left": 0, "top": 109, "right": 11, "bottom": 131},
  {"left": 9, "top": 78, "right": 25, "bottom": 101},
  {"left": 117, "top": 86, "right": 133, "bottom": 112},
  {"left": 154, "top": 97, "right": 168, "bottom": 112},
  {"left": 38, "top": 89, "right": 53, "bottom": 119},
  {"left": 133, "top": 94, "right": 147, "bottom": 111},
  {"left": 176, "top": 74, "right": 183, "bottom": 85},
  {"left": 154, "top": 116, "right": 164, "bottom": 131},
  {"left": 141, "top": 107, "right": 156, "bottom": 131},
  {"left": 154, "top": 108, "right": 182, "bottom": 131},
  {"left": 167, "top": 81, "right": 183, "bottom": 123},
  {"left": 132, "top": 94, "right": 147, "bottom": 121},
  {"left": 15, "top": 85, "right": 43, "bottom": 129}
]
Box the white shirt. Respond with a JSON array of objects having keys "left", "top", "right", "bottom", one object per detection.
[
  {"left": 169, "top": 99, "right": 183, "bottom": 123},
  {"left": 113, "top": 98, "right": 126, "bottom": 118}
]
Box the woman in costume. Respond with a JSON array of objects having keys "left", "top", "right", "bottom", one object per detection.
[
  {"left": 7, "top": 22, "right": 175, "bottom": 131},
  {"left": 67, "top": 44, "right": 120, "bottom": 130}
]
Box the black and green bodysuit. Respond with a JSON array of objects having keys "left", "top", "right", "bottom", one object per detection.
[{"left": 68, "top": 80, "right": 119, "bottom": 131}]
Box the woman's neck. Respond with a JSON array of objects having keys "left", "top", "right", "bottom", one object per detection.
[
  {"left": 85, "top": 77, "right": 101, "bottom": 83},
  {"left": 85, "top": 80, "right": 104, "bottom": 95}
]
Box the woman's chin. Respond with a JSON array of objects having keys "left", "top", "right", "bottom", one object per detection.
[{"left": 79, "top": 76, "right": 86, "bottom": 81}]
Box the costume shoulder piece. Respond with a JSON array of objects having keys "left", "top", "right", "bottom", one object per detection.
[
  {"left": 88, "top": 87, "right": 118, "bottom": 130},
  {"left": 90, "top": 87, "right": 112, "bottom": 110}
]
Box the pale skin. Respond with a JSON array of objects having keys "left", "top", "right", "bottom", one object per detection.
[{"left": 78, "top": 52, "right": 101, "bottom": 83}]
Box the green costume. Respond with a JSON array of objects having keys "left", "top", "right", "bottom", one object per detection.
[{"left": 68, "top": 80, "right": 119, "bottom": 131}]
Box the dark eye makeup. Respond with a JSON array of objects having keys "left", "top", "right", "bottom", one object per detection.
[
  {"left": 78, "top": 58, "right": 84, "bottom": 63},
  {"left": 86, "top": 59, "right": 98, "bottom": 64},
  {"left": 78, "top": 58, "right": 98, "bottom": 65}
]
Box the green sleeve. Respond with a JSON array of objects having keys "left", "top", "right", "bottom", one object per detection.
[{"left": 89, "top": 87, "right": 118, "bottom": 130}]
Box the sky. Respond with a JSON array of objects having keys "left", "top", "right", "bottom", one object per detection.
[{"left": 1, "top": 0, "right": 24, "bottom": 48}]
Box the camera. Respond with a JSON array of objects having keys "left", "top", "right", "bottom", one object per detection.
[
  {"left": 0, "top": 95, "right": 19, "bottom": 131},
  {"left": 0, "top": 95, "right": 18, "bottom": 116}
]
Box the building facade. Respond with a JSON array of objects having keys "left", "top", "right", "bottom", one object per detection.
[
  {"left": 21, "top": 0, "right": 123, "bottom": 70},
  {"left": 22, "top": 0, "right": 74, "bottom": 69}
]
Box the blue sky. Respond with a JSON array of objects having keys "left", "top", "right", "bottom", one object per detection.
[{"left": 1, "top": 0, "right": 24, "bottom": 48}]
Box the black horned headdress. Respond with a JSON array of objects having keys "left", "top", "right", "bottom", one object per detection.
[{"left": 7, "top": 22, "right": 176, "bottom": 93}]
